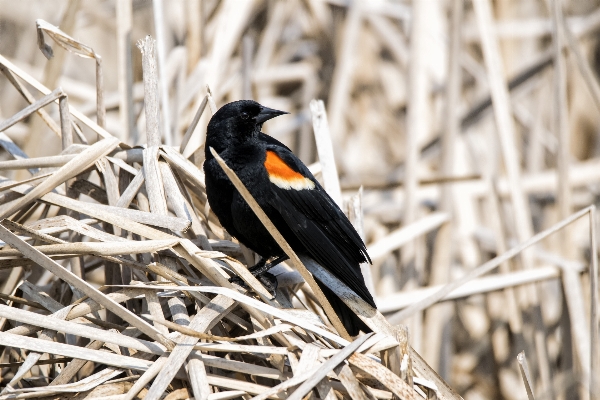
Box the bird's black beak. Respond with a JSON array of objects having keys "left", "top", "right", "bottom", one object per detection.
[{"left": 256, "top": 106, "right": 288, "bottom": 125}]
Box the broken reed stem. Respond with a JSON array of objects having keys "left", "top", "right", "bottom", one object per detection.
[
  {"left": 138, "top": 35, "right": 161, "bottom": 147},
  {"left": 347, "top": 188, "right": 376, "bottom": 296},
  {"left": 517, "top": 351, "right": 536, "bottom": 400},
  {"left": 180, "top": 94, "right": 208, "bottom": 154},
  {"left": 310, "top": 99, "right": 342, "bottom": 208},
  {"left": 95, "top": 56, "right": 105, "bottom": 128},
  {"left": 36, "top": 18, "right": 105, "bottom": 131},
  {"left": 58, "top": 93, "right": 72, "bottom": 149},
  {"left": 152, "top": 0, "right": 172, "bottom": 146},
  {"left": 206, "top": 84, "right": 217, "bottom": 114}
]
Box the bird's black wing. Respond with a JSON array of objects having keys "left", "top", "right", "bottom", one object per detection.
[
  {"left": 261, "top": 140, "right": 375, "bottom": 307},
  {"left": 259, "top": 132, "right": 293, "bottom": 152}
]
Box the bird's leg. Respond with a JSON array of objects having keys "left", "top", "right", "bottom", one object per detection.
[
  {"left": 268, "top": 254, "right": 289, "bottom": 268},
  {"left": 249, "top": 255, "right": 289, "bottom": 277},
  {"left": 228, "top": 258, "right": 266, "bottom": 286},
  {"left": 229, "top": 255, "right": 289, "bottom": 295},
  {"left": 246, "top": 258, "right": 268, "bottom": 275},
  {"left": 252, "top": 255, "right": 289, "bottom": 294}
]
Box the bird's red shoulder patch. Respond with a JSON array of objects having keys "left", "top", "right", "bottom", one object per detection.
[{"left": 264, "top": 150, "right": 315, "bottom": 190}]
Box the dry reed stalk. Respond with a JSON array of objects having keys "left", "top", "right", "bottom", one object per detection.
[
  {"left": 0, "top": 54, "right": 114, "bottom": 141},
  {"left": 378, "top": 264, "right": 583, "bottom": 313},
  {"left": 400, "top": 0, "right": 432, "bottom": 359},
  {"left": 473, "top": 0, "right": 554, "bottom": 394},
  {"left": 590, "top": 205, "right": 600, "bottom": 400},
  {"left": 0, "top": 88, "right": 64, "bottom": 135},
  {"left": 389, "top": 206, "right": 595, "bottom": 322},
  {"left": 116, "top": 0, "right": 135, "bottom": 143},
  {"left": 518, "top": 351, "right": 536, "bottom": 400},
  {"left": 347, "top": 188, "right": 376, "bottom": 297},
  {"left": 327, "top": 0, "right": 362, "bottom": 146},
  {"left": 368, "top": 212, "right": 449, "bottom": 261},
  {"left": 422, "top": 0, "right": 462, "bottom": 376},
  {"left": 550, "top": 9, "right": 590, "bottom": 385},
  {"left": 18, "top": 0, "right": 80, "bottom": 162},
  {"left": 0, "top": 68, "right": 59, "bottom": 139},
  {"left": 151, "top": 0, "right": 172, "bottom": 147},
  {"left": 310, "top": 99, "right": 342, "bottom": 208},
  {"left": 36, "top": 19, "right": 105, "bottom": 128}
]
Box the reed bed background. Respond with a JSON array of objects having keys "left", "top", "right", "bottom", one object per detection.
[{"left": 0, "top": 0, "right": 599, "bottom": 399}]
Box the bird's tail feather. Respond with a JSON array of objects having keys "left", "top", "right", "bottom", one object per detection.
[{"left": 315, "top": 280, "right": 371, "bottom": 337}]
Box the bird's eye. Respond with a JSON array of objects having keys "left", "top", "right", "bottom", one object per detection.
[{"left": 240, "top": 112, "right": 249, "bottom": 120}]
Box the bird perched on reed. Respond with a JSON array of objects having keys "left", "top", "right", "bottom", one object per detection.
[{"left": 204, "top": 100, "right": 375, "bottom": 335}]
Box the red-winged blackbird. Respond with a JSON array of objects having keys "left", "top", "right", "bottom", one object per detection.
[{"left": 204, "top": 100, "right": 375, "bottom": 335}]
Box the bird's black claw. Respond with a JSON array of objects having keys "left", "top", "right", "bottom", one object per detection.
[
  {"left": 257, "top": 272, "right": 278, "bottom": 296},
  {"left": 229, "top": 272, "right": 278, "bottom": 297},
  {"left": 229, "top": 275, "right": 247, "bottom": 288}
]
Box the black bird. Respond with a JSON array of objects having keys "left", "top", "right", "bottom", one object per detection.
[{"left": 204, "top": 100, "right": 375, "bottom": 336}]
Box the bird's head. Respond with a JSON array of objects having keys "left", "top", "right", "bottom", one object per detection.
[{"left": 206, "top": 100, "right": 288, "bottom": 151}]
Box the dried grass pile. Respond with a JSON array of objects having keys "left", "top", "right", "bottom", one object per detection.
[{"left": 0, "top": 6, "right": 441, "bottom": 400}]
